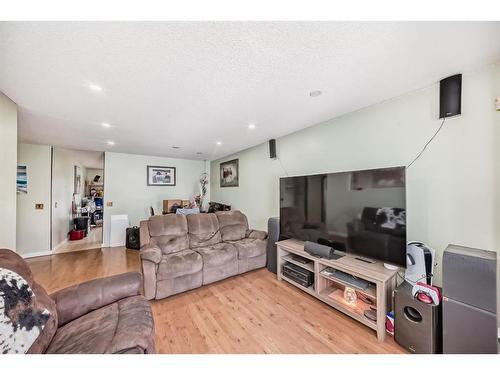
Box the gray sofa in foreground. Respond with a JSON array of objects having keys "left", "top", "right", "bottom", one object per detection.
[{"left": 139, "top": 210, "right": 267, "bottom": 300}]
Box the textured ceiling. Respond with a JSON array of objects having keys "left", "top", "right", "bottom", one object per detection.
[{"left": 1, "top": 22, "right": 499, "bottom": 160}]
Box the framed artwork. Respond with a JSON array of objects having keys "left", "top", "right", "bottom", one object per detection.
[
  {"left": 147, "top": 165, "right": 176, "bottom": 186},
  {"left": 17, "top": 165, "right": 27, "bottom": 194},
  {"left": 220, "top": 159, "right": 239, "bottom": 187}
]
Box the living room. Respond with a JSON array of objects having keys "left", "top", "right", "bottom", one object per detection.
[{"left": 1, "top": 1, "right": 499, "bottom": 372}]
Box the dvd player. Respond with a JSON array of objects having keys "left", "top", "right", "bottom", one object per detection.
[{"left": 282, "top": 262, "right": 314, "bottom": 287}]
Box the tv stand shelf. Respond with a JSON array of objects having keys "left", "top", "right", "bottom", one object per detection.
[{"left": 277, "top": 239, "right": 398, "bottom": 342}]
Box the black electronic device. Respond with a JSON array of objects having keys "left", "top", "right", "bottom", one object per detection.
[
  {"left": 269, "top": 139, "right": 277, "bottom": 159},
  {"left": 279, "top": 166, "right": 406, "bottom": 267},
  {"left": 439, "top": 74, "right": 462, "bottom": 118},
  {"left": 291, "top": 255, "right": 312, "bottom": 265},
  {"left": 126, "top": 226, "right": 140, "bottom": 250},
  {"left": 304, "top": 241, "right": 343, "bottom": 260},
  {"left": 266, "top": 217, "right": 280, "bottom": 273},
  {"left": 394, "top": 282, "right": 442, "bottom": 354},
  {"left": 282, "top": 262, "right": 314, "bottom": 287}
]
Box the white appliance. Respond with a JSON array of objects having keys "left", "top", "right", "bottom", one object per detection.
[
  {"left": 405, "top": 241, "right": 435, "bottom": 285},
  {"left": 109, "top": 214, "right": 129, "bottom": 247}
]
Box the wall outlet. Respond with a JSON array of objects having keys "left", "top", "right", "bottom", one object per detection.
[
  {"left": 106, "top": 201, "right": 113, "bottom": 207},
  {"left": 35, "top": 203, "right": 44, "bottom": 209}
]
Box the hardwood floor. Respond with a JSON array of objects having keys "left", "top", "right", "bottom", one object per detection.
[
  {"left": 27, "top": 247, "right": 406, "bottom": 354},
  {"left": 54, "top": 227, "right": 103, "bottom": 254},
  {"left": 27, "top": 246, "right": 140, "bottom": 293}
]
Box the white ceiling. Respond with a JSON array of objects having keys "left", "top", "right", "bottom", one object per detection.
[{"left": 1, "top": 22, "right": 500, "bottom": 161}]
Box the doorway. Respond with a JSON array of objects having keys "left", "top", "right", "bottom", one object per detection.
[{"left": 51, "top": 147, "right": 104, "bottom": 253}]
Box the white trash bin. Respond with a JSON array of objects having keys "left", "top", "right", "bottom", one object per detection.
[{"left": 109, "top": 214, "right": 129, "bottom": 247}]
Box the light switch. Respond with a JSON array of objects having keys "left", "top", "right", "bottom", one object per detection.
[
  {"left": 106, "top": 201, "right": 113, "bottom": 207},
  {"left": 35, "top": 203, "right": 44, "bottom": 209}
]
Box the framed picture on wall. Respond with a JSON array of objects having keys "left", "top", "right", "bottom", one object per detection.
[
  {"left": 220, "top": 159, "right": 239, "bottom": 187},
  {"left": 147, "top": 165, "right": 176, "bottom": 186}
]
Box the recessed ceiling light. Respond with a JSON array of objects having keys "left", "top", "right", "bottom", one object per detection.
[
  {"left": 248, "top": 123, "right": 256, "bottom": 130},
  {"left": 107, "top": 141, "right": 115, "bottom": 146},
  {"left": 216, "top": 141, "right": 222, "bottom": 146},
  {"left": 309, "top": 90, "right": 322, "bottom": 97},
  {"left": 88, "top": 83, "right": 103, "bottom": 92},
  {"left": 172, "top": 146, "right": 180, "bottom": 149},
  {"left": 101, "top": 122, "right": 111, "bottom": 128}
]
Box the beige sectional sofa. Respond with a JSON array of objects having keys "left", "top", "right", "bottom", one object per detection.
[{"left": 139, "top": 210, "right": 267, "bottom": 300}]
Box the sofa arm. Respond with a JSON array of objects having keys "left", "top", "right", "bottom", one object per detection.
[
  {"left": 51, "top": 272, "right": 142, "bottom": 327},
  {"left": 140, "top": 245, "right": 162, "bottom": 264},
  {"left": 246, "top": 229, "right": 268, "bottom": 240}
]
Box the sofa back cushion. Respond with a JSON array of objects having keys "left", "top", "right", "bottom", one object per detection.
[
  {"left": 0, "top": 249, "right": 58, "bottom": 354},
  {"left": 186, "top": 213, "right": 221, "bottom": 248},
  {"left": 147, "top": 215, "right": 189, "bottom": 255},
  {"left": 215, "top": 211, "right": 249, "bottom": 241}
]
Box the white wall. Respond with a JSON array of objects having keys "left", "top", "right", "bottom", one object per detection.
[
  {"left": 211, "top": 63, "right": 500, "bottom": 287},
  {"left": 51, "top": 147, "right": 103, "bottom": 248},
  {"left": 16, "top": 143, "right": 52, "bottom": 256},
  {"left": 103, "top": 152, "right": 207, "bottom": 247},
  {"left": 0, "top": 92, "right": 17, "bottom": 250}
]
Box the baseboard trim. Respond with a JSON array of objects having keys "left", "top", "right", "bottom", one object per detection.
[
  {"left": 22, "top": 250, "right": 53, "bottom": 259},
  {"left": 52, "top": 238, "right": 69, "bottom": 252}
]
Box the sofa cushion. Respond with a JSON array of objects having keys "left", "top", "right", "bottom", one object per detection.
[
  {"left": 229, "top": 238, "right": 267, "bottom": 259},
  {"left": 215, "top": 211, "right": 248, "bottom": 241},
  {"left": 148, "top": 215, "right": 189, "bottom": 255},
  {"left": 45, "top": 295, "right": 154, "bottom": 354},
  {"left": 157, "top": 250, "right": 203, "bottom": 280},
  {"left": 187, "top": 213, "right": 221, "bottom": 248},
  {"left": 196, "top": 243, "right": 237, "bottom": 268},
  {"left": 0, "top": 249, "right": 58, "bottom": 354}
]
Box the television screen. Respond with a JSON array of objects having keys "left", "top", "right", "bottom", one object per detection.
[{"left": 279, "top": 167, "right": 406, "bottom": 267}]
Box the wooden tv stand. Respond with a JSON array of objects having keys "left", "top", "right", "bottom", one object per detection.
[{"left": 276, "top": 239, "right": 398, "bottom": 342}]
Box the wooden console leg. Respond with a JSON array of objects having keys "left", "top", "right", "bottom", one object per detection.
[{"left": 376, "top": 281, "right": 386, "bottom": 342}]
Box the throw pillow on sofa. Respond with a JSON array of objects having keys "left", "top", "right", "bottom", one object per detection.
[{"left": 0, "top": 267, "right": 51, "bottom": 354}]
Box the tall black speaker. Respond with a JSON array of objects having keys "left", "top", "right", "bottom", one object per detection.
[
  {"left": 439, "top": 74, "right": 462, "bottom": 118},
  {"left": 266, "top": 217, "right": 279, "bottom": 273},
  {"left": 269, "top": 139, "right": 276, "bottom": 159},
  {"left": 126, "top": 226, "right": 140, "bottom": 250}
]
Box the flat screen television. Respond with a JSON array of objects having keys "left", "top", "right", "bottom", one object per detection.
[{"left": 279, "top": 166, "right": 406, "bottom": 267}]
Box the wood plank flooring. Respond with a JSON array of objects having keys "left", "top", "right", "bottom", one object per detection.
[
  {"left": 54, "top": 227, "right": 103, "bottom": 254},
  {"left": 27, "top": 247, "right": 405, "bottom": 354}
]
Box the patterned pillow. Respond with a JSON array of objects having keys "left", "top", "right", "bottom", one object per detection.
[{"left": 0, "top": 268, "right": 51, "bottom": 354}]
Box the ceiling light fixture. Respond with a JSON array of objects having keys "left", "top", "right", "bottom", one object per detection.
[
  {"left": 248, "top": 123, "right": 256, "bottom": 129},
  {"left": 172, "top": 146, "right": 180, "bottom": 149},
  {"left": 216, "top": 141, "right": 222, "bottom": 146},
  {"left": 101, "top": 122, "right": 111, "bottom": 128},
  {"left": 309, "top": 90, "right": 322, "bottom": 97},
  {"left": 196, "top": 152, "right": 203, "bottom": 155},
  {"left": 88, "top": 83, "right": 103, "bottom": 92},
  {"left": 107, "top": 141, "right": 115, "bottom": 146}
]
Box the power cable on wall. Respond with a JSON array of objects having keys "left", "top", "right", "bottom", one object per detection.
[
  {"left": 407, "top": 118, "right": 446, "bottom": 169},
  {"left": 276, "top": 156, "right": 289, "bottom": 177}
]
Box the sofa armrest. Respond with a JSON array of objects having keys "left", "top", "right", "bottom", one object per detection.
[
  {"left": 140, "top": 245, "right": 162, "bottom": 264},
  {"left": 246, "top": 229, "right": 268, "bottom": 240},
  {"left": 51, "top": 272, "right": 142, "bottom": 327}
]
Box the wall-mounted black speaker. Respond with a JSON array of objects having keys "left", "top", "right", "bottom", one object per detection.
[
  {"left": 269, "top": 139, "right": 277, "bottom": 159},
  {"left": 439, "top": 74, "right": 462, "bottom": 118}
]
